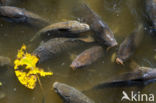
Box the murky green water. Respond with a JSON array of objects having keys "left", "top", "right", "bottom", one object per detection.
[{"left": 0, "top": 0, "right": 156, "bottom": 103}]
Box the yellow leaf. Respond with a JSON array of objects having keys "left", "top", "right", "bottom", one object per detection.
[
  {"left": 0, "top": 82, "right": 2, "bottom": 86},
  {"left": 14, "top": 44, "right": 53, "bottom": 89}
]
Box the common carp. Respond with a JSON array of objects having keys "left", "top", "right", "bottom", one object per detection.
[
  {"left": 0, "top": 56, "right": 11, "bottom": 67},
  {"left": 70, "top": 46, "right": 104, "bottom": 70},
  {"left": 78, "top": 4, "right": 118, "bottom": 48},
  {"left": 145, "top": 0, "right": 156, "bottom": 30},
  {"left": 31, "top": 20, "right": 90, "bottom": 42},
  {"left": 0, "top": 0, "right": 19, "bottom": 6},
  {"left": 53, "top": 82, "right": 95, "bottom": 103},
  {"left": 33, "top": 38, "right": 93, "bottom": 64},
  {"left": 116, "top": 24, "right": 144, "bottom": 65},
  {"left": 0, "top": 56, "right": 11, "bottom": 72},
  {"left": 0, "top": 6, "right": 49, "bottom": 27},
  {"left": 92, "top": 66, "right": 156, "bottom": 89},
  {"left": 0, "top": 0, "right": 11, "bottom": 5}
]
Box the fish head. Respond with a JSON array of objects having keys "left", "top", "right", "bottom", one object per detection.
[
  {"left": 69, "top": 21, "right": 90, "bottom": 33},
  {"left": 70, "top": 61, "right": 82, "bottom": 70},
  {"left": 103, "top": 28, "right": 118, "bottom": 48},
  {"left": 115, "top": 57, "right": 124, "bottom": 65},
  {"left": 53, "top": 82, "right": 71, "bottom": 101},
  {"left": 70, "top": 54, "right": 89, "bottom": 70},
  {"left": 95, "top": 20, "right": 118, "bottom": 48},
  {"left": 0, "top": 56, "right": 11, "bottom": 67},
  {"left": 115, "top": 49, "right": 132, "bottom": 65}
]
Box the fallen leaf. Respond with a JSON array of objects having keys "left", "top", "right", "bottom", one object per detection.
[
  {"left": 0, "top": 82, "right": 2, "bottom": 86},
  {"left": 14, "top": 44, "right": 53, "bottom": 89}
]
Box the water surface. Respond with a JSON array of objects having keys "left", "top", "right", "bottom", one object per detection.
[{"left": 0, "top": 0, "right": 156, "bottom": 103}]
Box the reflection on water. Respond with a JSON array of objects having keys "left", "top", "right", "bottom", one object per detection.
[{"left": 0, "top": 0, "right": 156, "bottom": 103}]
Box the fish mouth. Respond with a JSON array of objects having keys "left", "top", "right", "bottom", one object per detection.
[
  {"left": 109, "top": 41, "right": 118, "bottom": 48},
  {"left": 80, "top": 23, "right": 90, "bottom": 31},
  {"left": 70, "top": 64, "right": 77, "bottom": 70},
  {"left": 53, "top": 82, "right": 58, "bottom": 92},
  {"left": 70, "top": 61, "right": 79, "bottom": 70},
  {"left": 53, "top": 82, "right": 59, "bottom": 93},
  {"left": 53, "top": 82, "right": 70, "bottom": 100},
  {"left": 116, "top": 58, "right": 124, "bottom": 65},
  {"left": 70, "top": 61, "right": 83, "bottom": 70}
]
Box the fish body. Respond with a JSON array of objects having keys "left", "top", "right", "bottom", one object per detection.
[
  {"left": 33, "top": 38, "right": 92, "bottom": 63},
  {"left": 93, "top": 67, "right": 156, "bottom": 88},
  {"left": 80, "top": 4, "right": 117, "bottom": 48},
  {"left": 70, "top": 46, "right": 104, "bottom": 70},
  {"left": 31, "top": 20, "right": 90, "bottom": 41},
  {"left": 116, "top": 24, "right": 144, "bottom": 64},
  {"left": 0, "top": 6, "right": 49, "bottom": 27},
  {"left": 53, "top": 82, "right": 95, "bottom": 103}
]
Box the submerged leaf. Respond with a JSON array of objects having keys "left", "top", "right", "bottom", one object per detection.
[
  {"left": 14, "top": 44, "right": 53, "bottom": 89},
  {"left": 111, "top": 52, "right": 116, "bottom": 63},
  {"left": 0, "top": 82, "right": 2, "bottom": 86}
]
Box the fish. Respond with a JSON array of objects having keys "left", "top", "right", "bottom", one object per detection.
[
  {"left": 0, "top": 6, "right": 49, "bottom": 28},
  {"left": 0, "top": 56, "right": 11, "bottom": 72},
  {"left": 92, "top": 66, "right": 156, "bottom": 89},
  {"left": 30, "top": 20, "right": 90, "bottom": 42},
  {"left": 145, "top": 0, "right": 156, "bottom": 30},
  {"left": 0, "top": 0, "right": 19, "bottom": 6},
  {"left": 0, "top": 56, "right": 11, "bottom": 67},
  {"left": 70, "top": 46, "right": 104, "bottom": 70},
  {"left": 0, "top": 0, "right": 11, "bottom": 5},
  {"left": 33, "top": 38, "right": 93, "bottom": 64},
  {"left": 53, "top": 82, "right": 95, "bottom": 103},
  {"left": 116, "top": 24, "right": 144, "bottom": 65},
  {"left": 78, "top": 4, "right": 118, "bottom": 48}
]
